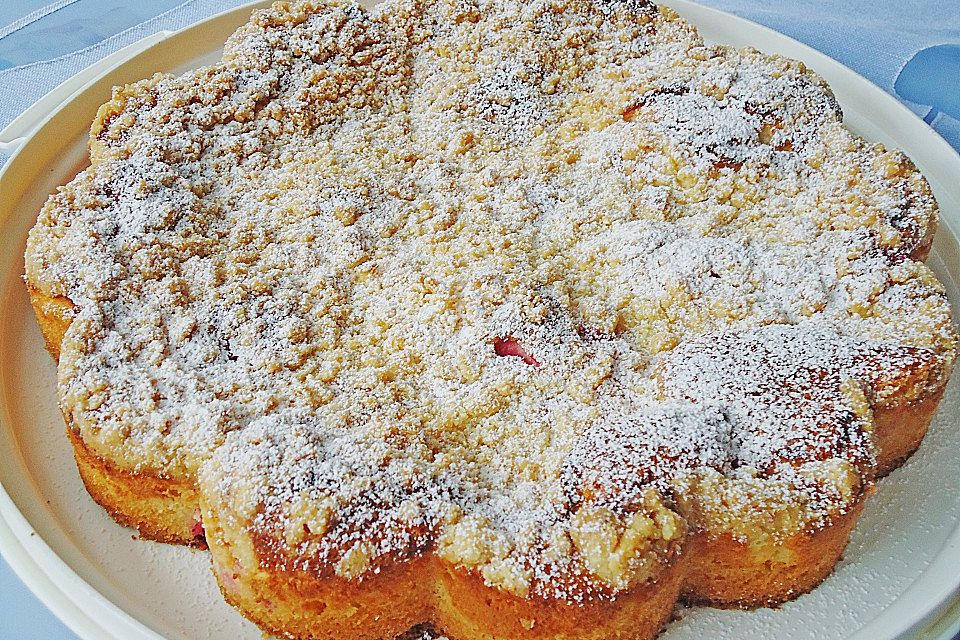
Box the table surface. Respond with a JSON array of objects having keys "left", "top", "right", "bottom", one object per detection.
[{"left": 0, "top": 1, "right": 958, "bottom": 639}]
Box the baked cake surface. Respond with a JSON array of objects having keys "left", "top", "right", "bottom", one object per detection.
[{"left": 24, "top": 0, "right": 957, "bottom": 637}]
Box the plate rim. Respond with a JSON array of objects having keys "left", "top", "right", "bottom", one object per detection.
[{"left": 0, "top": 1, "right": 957, "bottom": 639}]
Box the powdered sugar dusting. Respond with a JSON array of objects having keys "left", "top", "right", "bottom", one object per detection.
[{"left": 25, "top": 0, "right": 957, "bottom": 605}]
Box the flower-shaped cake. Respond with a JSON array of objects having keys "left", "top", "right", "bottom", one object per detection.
[{"left": 25, "top": 0, "right": 957, "bottom": 638}]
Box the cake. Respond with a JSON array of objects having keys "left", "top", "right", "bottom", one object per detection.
[{"left": 24, "top": 0, "right": 957, "bottom": 638}]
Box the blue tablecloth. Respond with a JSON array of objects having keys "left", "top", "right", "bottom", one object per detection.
[{"left": 1, "top": 1, "right": 958, "bottom": 639}]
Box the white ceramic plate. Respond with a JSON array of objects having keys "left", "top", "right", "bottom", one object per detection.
[{"left": 0, "top": 2, "right": 958, "bottom": 639}]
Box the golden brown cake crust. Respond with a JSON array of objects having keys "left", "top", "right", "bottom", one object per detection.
[
  {"left": 24, "top": 0, "right": 958, "bottom": 638},
  {"left": 30, "top": 286, "right": 204, "bottom": 546},
  {"left": 680, "top": 493, "right": 868, "bottom": 608},
  {"left": 27, "top": 284, "right": 73, "bottom": 361},
  {"left": 204, "top": 482, "right": 688, "bottom": 640},
  {"left": 67, "top": 425, "right": 205, "bottom": 547},
  {"left": 872, "top": 391, "right": 946, "bottom": 476}
]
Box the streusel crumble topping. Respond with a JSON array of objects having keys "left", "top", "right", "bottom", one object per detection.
[{"left": 26, "top": 0, "right": 956, "bottom": 601}]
